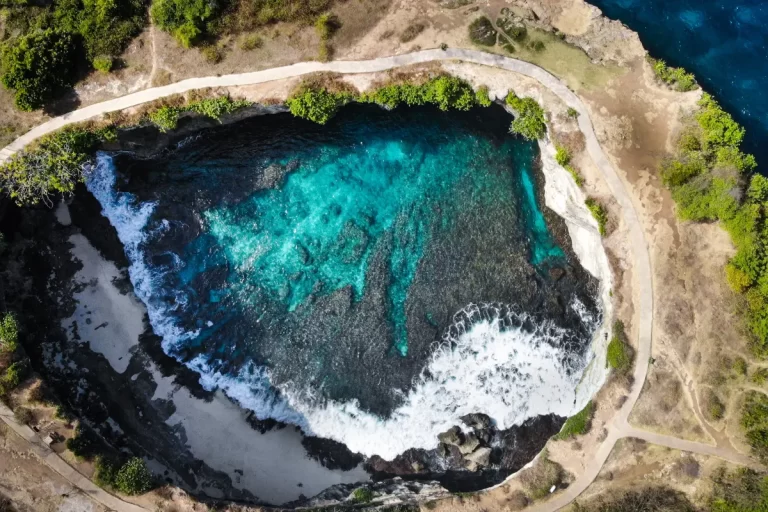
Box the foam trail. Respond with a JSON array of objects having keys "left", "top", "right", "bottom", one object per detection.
[{"left": 86, "top": 153, "right": 600, "bottom": 461}]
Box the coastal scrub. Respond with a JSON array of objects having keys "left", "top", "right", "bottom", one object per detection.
[
  {"left": 648, "top": 57, "right": 697, "bottom": 92},
  {"left": 505, "top": 92, "right": 546, "bottom": 140},
  {"left": 286, "top": 86, "right": 354, "bottom": 124},
  {"left": 148, "top": 96, "right": 252, "bottom": 132},
  {"left": 360, "top": 75, "right": 479, "bottom": 111},
  {"left": 555, "top": 144, "right": 584, "bottom": 186},
  {"left": 606, "top": 320, "right": 632, "bottom": 374},
  {"left": 555, "top": 401, "right": 594, "bottom": 440},
  {"left": 585, "top": 197, "right": 608, "bottom": 236}
]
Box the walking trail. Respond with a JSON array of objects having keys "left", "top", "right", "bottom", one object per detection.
[{"left": 0, "top": 49, "right": 757, "bottom": 511}]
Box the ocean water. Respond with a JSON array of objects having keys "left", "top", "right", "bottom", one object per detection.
[
  {"left": 589, "top": 0, "right": 768, "bottom": 167},
  {"left": 86, "top": 104, "right": 600, "bottom": 459}
]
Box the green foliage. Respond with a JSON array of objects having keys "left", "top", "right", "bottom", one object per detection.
[
  {"left": 0, "top": 362, "right": 22, "bottom": 395},
  {"left": 497, "top": 18, "right": 526, "bottom": 41},
  {"left": 468, "top": 16, "right": 497, "bottom": 46},
  {"left": 149, "top": 96, "right": 252, "bottom": 132},
  {"left": 360, "top": 75, "right": 478, "bottom": 112},
  {"left": 315, "top": 13, "right": 339, "bottom": 40},
  {"left": 528, "top": 40, "right": 545, "bottom": 52},
  {"left": 555, "top": 401, "right": 594, "bottom": 440},
  {"left": 151, "top": 0, "right": 216, "bottom": 47},
  {"left": 752, "top": 368, "right": 768, "bottom": 385},
  {"left": 92, "top": 55, "right": 113, "bottom": 73},
  {"left": 706, "top": 390, "right": 725, "bottom": 420},
  {"left": 115, "top": 457, "right": 153, "bottom": 495},
  {"left": 661, "top": 93, "right": 768, "bottom": 351},
  {"left": 606, "top": 320, "right": 632, "bottom": 373},
  {"left": 351, "top": 487, "right": 375, "bottom": 504},
  {"left": 286, "top": 86, "right": 352, "bottom": 125},
  {"left": 741, "top": 391, "right": 768, "bottom": 461},
  {"left": 0, "top": 128, "right": 105, "bottom": 205},
  {"left": 475, "top": 85, "right": 492, "bottom": 107},
  {"left": 505, "top": 92, "right": 546, "bottom": 140},
  {"left": 649, "top": 57, "right": 697, "bottom": 92},
  {"left": 710, "top": 468, "right": 768, "bottom": 512},
  {"left": 1, "top": 29, "right": 77, "bottom": 111},
  {"left": 567, "top": 107, "right": 579, "bottom": 119},
  {"left": 734, "top": 357, "right": 748, "bottom": 376},
  {"left": 585, "top": 197, "right": 608, "bottom": 236},
  {"left": 94, "top": 456, "right": 120, "bottom": 488},
  {"left": 565, "top": 165, "right": 584, "bottom": 187},
  {"left": 0, "top": 314, "right": 19, "bottom": 354},
  {"left": 555, "top": 145, "right": 571, "bottom": 166}
]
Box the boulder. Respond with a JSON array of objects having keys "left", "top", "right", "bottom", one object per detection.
[
  {"left": 458, "top": 432, "right": 481, "bottom": 455},
  {"left": 437, "top": 426, "right": 464, "bottom": 446},
  {"left": 464, "top": 447, "right": 492, "bottom": 468},
  {"left": 460, "top": 413, "right": 492, "bottom": 431}
]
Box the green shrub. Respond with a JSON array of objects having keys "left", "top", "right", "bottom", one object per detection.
[
  {"left": 94, "top": 456, "right": 119, "bottom": 487},
  {"left": 705, "top": 390, "right": 725, "bottom": 420},
  {"left": 556, "top": 401, "right": 594, "bottom": 440},
  {"left": 497, "top": 18, "right": 526, "bottom": 41},
  {"left": 315, "top": 13, "right": 339, "bottom": 41},
  {"left": 286, "top": 86, "right": 352, "bottom": 124},
  {"left": 565, "top": 165, "right": 584, "bottom": 187},
  {"left": 710, "top": 468, "right": 768, "bottom": 511},
  {"left": 148, "top": 105, "right": 182, "bottom": 132},
  {"left": 151, "top": 0, "right": 216, "bottom": 48},
  {"left": 741, "top": 391, "right": 768, "bottom": 461},
  {"left": 468, "top": 16, "right": 497, "bottom": 46},
  {"left": 0, "top": 128, "right": 106, "bottom": 205},
  {"left": 149, "top": 96, "right": 251, "bottom": 132},
  {"left": 201, "top": 45, "right": 223, "bottom": 63},
  {"left": 733, "top": 357, "right": 748, "bottom": 376},
  {"left": 351, "top": 487, "right": 375, "bottom": 503},
  {"left": 360, "top": 75, "right": 477, "bottom": 112},
  {"left": 0, "top": 314, "right": 19, "bottom": 354},
  {"left": 649, "top": 57, "right": 697, "bottom": 92},
  {"left": 240, "top": 34, "right": 263, "bottom": 51},
  {"left": 1, "top": 29, "right": 77, "bottom": 111},
  {"left": 475, "top": 85, "right": 492, "bottom": 107},
  {"left": 567, "top": 107, "right": 579, "bottom": 119},
  {"left": 752, "top": 368, "right": 768, "bottom": 385},
  {"left": 317, "top": 40, "right": 332, "bottom": 62},
  {"left": 114, "top": 457, "right": 153, "bottom": 495},
  {"left": 528, "top": 40, "right": 545, "bottom": 52},
  {"left": 555, "top": 145, "right": 571, "bottom": 166},
  {"left": 606, "top": 320, "right": 632, "bottom": 373},
  {"left": 92, "top": 55, "right": 113, "bottom": 73},
  {"left": 505, "top": 92, "right": 546, "bottom": 140},
  {"left": 585, "top": 197, "right": 608, "bottom": 236},
  {"left": 66, "top": 425, "right": 103, "bottom": 460}
]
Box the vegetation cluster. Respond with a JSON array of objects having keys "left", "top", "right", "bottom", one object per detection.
[
  {"left": 0, "top": 313, "right": 25, "bottom": 399},
  {"left": 555, "top": 400, "right": 594, "bottom": 440},
  {"left": 148, "top": 95, "right": 252, "bottom": 131},
  {"left": 0, "top": 0, "right": 147, "bottom": 109},
  {"left": 649, "top": 57, "right": 697, "bottom": 92},
  {"left": 585, "top": 197, "right": 608, "bottom": 236},
  {"left": 505, "top": 91, "right": 546, "bottom": 140},
  {"left": 555, "top": 144, "right": 584, "bottom": 186},
  {"left": 606, "top": 320, "right": 633, "bottom": 374}
]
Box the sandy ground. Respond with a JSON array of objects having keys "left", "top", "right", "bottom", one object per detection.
[
  {"left": 0, "top": 422, "right": 106, "bottom": 512},
  {"left": 57, "top": 205, "right": 368, "bottom": 505}
]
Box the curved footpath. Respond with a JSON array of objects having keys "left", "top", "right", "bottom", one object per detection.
[{"left": 0, "top": 49, "right": 755, "bottom": 511}]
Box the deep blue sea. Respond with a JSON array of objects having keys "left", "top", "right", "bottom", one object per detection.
[
  {"left": 88, "top": 104, "right": 600, "bottom": 458},
  {"left": 589, "top": 0, "right": 768, "bottom": 168}
]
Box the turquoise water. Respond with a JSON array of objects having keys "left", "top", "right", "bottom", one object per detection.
[
  {"left": 105, "top": 104, "right": 594, "bottom": 417},
  {"left": 589, "top": 0, "right": 768, "bottom": 168}
]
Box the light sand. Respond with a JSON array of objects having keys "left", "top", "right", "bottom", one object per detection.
[{"left": 58, "top": 205, "right": 369, "bottom": 505}]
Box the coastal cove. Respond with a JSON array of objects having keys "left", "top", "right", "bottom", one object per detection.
[{"left": 0, "top": 58, "right": 617, "bottom": 507}]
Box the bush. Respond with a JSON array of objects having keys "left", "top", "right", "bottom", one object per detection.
[
  {"left": 607, "top": 320, "right": 632, "bottom": 373},
  {"left": 151, "top": 0, "right": 216, "bottom": 48},
  {"left": 519, "top": 454, "right": 563, "bottom": 500},
  {"left": 733, "top": 357, "right": 748, "bottom": 376},
  {"left": 497, "top": 18, "right": 526, "bottom": 41},
  {"left": 115, "top": 457, "right": 153, "bottom": 495},
  {"left": 528, "top": 40, "right": 545, "bottom": 52},
  {"left": 567, "top": 107, "right": 579, "bottom": 119},
  {"left": 752, "top": 368, "right": 768, "bottom": 385},
  {"left": 741, "top": 391, "right": 768, "bottom": 461},
  {"left": 506, "top": 92, "right": 546, "bottom": 140},
  {"left": 239, "top": 34, "right": 263, "bottom": 51},
  {"left": 201, "top": 45, "right": 223, "bottom": 63},
  {"left": 94, "top": 456, "right": 120, "bottom": 488},
  {"left": 475, "top": 85, "right": 492, "bottom": 107},
  {"left": 556, "top": 401, "right": 594, "bottom": 440},
  {"left": 92, "top": 55, "right": 113, "bottom": 73},
  {"left": 351, "top": 487, "right": 375, "bottom": 503},
  {"left": 148, "top": 96, "right": 251, "bottom": 132},
  {"left": 649, "top": 57, "right": 697, "bottom": 92},
  {"left": 585, "top": 197, "right": 608, "bottom": 236},
  {"left": 0, "top": 128, "right": 106, "bottom": 205},
  {"left": 468, "top": 16, "right": 497, "bottom": 46},
  {"left": 710, "top": 468, "right": 768, "bottom": 511},
  {"left": 148, "top": 106, "right": 182, "bottom": 132},
  {"left": 0, "top": 314, "right": 19, "bottom": 354},
  {"left": 705, "top": 389, "right": 725, "bottom": 420},
  {"left": 555, "top": 145, "right": 571, "bottom": 166},
  {"left": 1, "top": 29, "right": 77, "bottom": 111},
  {"left": 13, "top": 407, "right": 33, "bottom": 425},
  {"left": 399, "top": 22, "right": 425, "bottom": 43},
  {"left": 315, "top": 13, "right": 339, "bottom": 41},
  {"left": 286, "top": 86, "right": 353, "bottom": 124},
  {"left": 66, "top": 425, "right": 103, "bottom": 460},
  {"left": 360, "top": 75, "right": 477, "bottom": 112}
]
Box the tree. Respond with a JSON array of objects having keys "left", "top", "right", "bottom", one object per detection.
[
  {"left": 114, "top": 458, "right": 153, "bottom": 495},
  {"left": 506, "top": 92, "right": 547, "bottom": 140},
  {"left": 151, "top": 0, "right": 217, "bottom": 47},
  {"left": 1, "top": 29, "right": 77, "bottom": 111}
]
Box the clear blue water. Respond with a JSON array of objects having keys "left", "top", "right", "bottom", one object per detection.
[
  {"left": 104, "top": 104, "right": 596, "bottom": 420},
  {"left": 589, "top": 0, "right": 768, "bottom": 168}
]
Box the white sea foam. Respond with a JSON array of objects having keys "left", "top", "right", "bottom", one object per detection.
[{"left": 86, "top": 152, "right": 602, "bottom": 461}]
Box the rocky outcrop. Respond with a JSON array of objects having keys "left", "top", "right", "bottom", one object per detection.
[{"left": 292, "top": 478, "right": 450, "bottom": 509}]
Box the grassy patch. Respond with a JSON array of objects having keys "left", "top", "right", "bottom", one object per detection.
[
  {"left": 555, "top": 401, "right": 594, "bottom": 440},
  {"left": 606, "top": 320, "right": 632, "bottom": 373}
]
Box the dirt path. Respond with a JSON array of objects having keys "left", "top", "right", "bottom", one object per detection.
[{"left": 0, "top": 49, "right": 757, "bottom": 510}]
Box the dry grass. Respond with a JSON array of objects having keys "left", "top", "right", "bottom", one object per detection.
[{"left": 519, "top": 454, "right": 564, "bottom": 500}]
